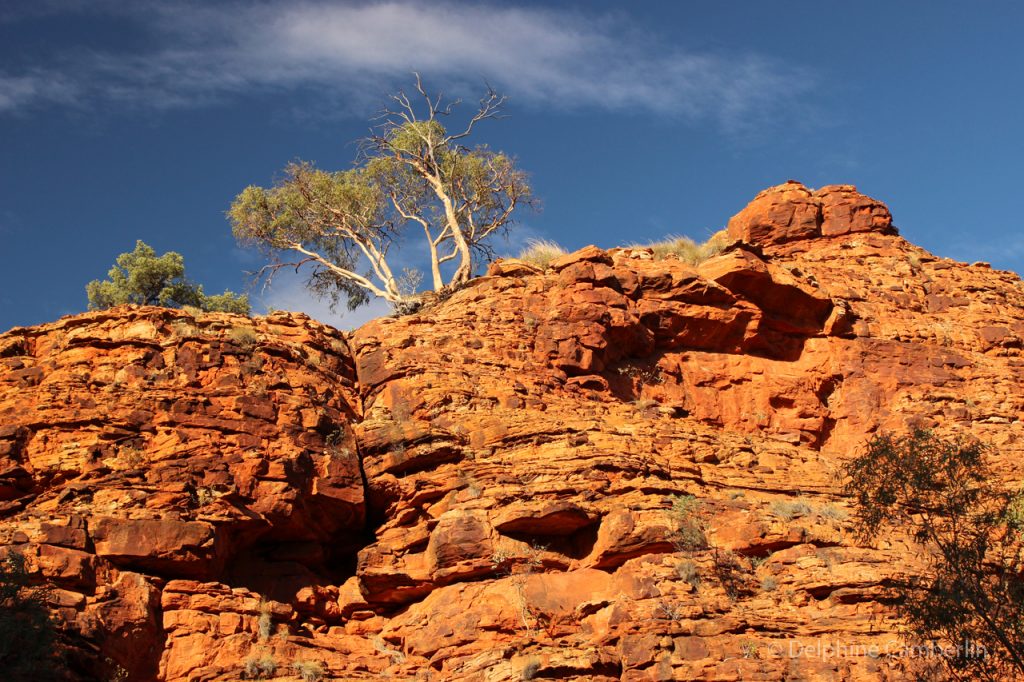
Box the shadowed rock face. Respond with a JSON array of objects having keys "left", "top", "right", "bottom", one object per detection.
[{"left": 2, "top": 183, "right": 1024, "bottom": 680}]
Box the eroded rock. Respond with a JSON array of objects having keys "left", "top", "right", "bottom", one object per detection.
[{"left": 2, "top": 183, "right": 1023, "bottom": 680}]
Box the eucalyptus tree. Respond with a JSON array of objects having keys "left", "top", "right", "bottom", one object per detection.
[{"left": 230, "top": 75, "right": 532, "bottom": 312}]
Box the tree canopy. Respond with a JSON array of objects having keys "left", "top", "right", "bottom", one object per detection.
[
  {"left": 0, "top": 550, "right": 62, "bottom": 677},
  {"left": 844, "top": 429, "right": 1024, "bottom": 680},
  {"left": 87, "top": 240, "right": 250, "bottom": 314},
  {"left": 229, "top": 75, "right": 533, "bottom": 312}
]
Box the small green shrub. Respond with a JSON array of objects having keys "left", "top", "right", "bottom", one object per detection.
[
  {"left": 670, "top": 494, "right": 707, "bottom": 551},
  {"left": 117, "top": 443, "right": 145, "bottom": 468},
  {"left": 86, "top": 240, "right": 250, "bottom": 314},
  {"left": 491, "top": 548, "right": 514, "bottom": 566},
  {"left": 1003, "top": 491, "right": 1024, "bottom": 531},
  {"left": 516, "top": 239, "right": 567, "bottom": 268},
  {"left": 712, "top": 547, "right": 749, "bottom": 600},
  {"left": 193, "top": 486, "right": 216, "bottom": 507}
]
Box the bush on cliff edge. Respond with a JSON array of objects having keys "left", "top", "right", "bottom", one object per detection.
[{"left": 87, "top": 240, "right": 250, "bottom": 314}]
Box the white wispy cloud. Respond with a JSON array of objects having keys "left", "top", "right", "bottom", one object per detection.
[
  {"left": 1, "top": 1, "right": 813, "bottom": 129},
  {"left": 0, "top": 72, "right": 78, "bottom": 113}
]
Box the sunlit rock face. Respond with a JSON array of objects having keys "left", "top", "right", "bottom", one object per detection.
[
  {"left": 2, "top": 183, "right": 1023, "bottom": 680},
  {"left": 726, "top": 180, "right": 894, "bottom": 246}
]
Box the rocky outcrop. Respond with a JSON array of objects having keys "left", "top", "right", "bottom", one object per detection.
[
  {"left": 727, "top": 181, "right": 895, "bottom": 246},
  {"left": 2, "top": 183, "right": 1023, "bottom": 680},
  {"left": 0, "top": 310, "right": 364, "bottom": 680}
]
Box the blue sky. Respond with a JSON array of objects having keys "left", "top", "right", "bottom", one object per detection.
[{"left": 2, "top": 1, "right": 1022, "bottom": 332}]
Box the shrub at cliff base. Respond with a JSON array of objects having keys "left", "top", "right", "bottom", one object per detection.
[
  {"left": 0, "top": 551, "right": 62, "bottom": 678},
  {"left": 845, "top": 429, "right": 1024, "bottom": 681}
]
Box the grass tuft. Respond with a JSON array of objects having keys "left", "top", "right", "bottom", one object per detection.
[
  {"left": 633, "top": 230, "right": 730, "bottom": 265},
  {"left": 241, "top": 654, "right": 277, "bottom": 680},
  {"left": 516, "top": 239, "right": 567, "bottom": 268},
  {"left": 771, "top": 499, "right": 814, "bottom": 521},
  {"left": 292, "top": 659, "right": 325, "bottom": 682}
]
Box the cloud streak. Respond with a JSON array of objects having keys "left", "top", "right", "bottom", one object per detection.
[
  {"left": 0, "top": 72, "right": 78, "bottom": 113},
  {"left": 1, "top": 1, "right": 813, "bottom": 129}
]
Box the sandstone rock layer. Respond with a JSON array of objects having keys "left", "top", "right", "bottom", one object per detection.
[{"left": 2, "top": 182, "right": 1023, "bottom": 680}]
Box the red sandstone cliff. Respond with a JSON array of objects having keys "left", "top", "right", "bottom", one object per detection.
[{"left": 1, "top": 181, "right": 1023, "bottom": 680}]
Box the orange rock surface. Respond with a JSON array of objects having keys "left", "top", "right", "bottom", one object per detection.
[{"left": 2, "top": 181, "right": 1022, "bottom": 680}]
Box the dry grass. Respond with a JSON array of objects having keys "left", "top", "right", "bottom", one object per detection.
[
  {"left": 256, "top": 601, "right": 272, "bottom": 641},
  {"left": 170, "top": 321, "right": 200, "bottom": 338},
  {"left": 634, "top": 229, "right": 730, "bottom": 265},
  {"left": 241, "top": 654, "right": 277, "bottom": 679},
  {"left": 292, "top": 659, "right": 325, "bottom": 682},
  {"left": 516, "top": 239, "right": 567, "bottom": 269},
  {"left": 676, "top": 559, "right": 701, "bottom": 588},
  {"left": 228, "top": 325, "right": 259, "bottom": 349},
  {"left": 771, "top": 499, "right": 814, "bottom": 521}
]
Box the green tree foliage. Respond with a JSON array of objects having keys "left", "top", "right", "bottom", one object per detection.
[
  {"left": 229, "top": 74, "right": 532, "bottom": 312},
  {"left": 0, "top": 550, "right": 61, "bottom": 677},
  {"left": 844, "top": 429, "right": 1024, "bottom": 680},
  {"left": 86, "top": 240, "right": 250, "bottom": 314}
]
